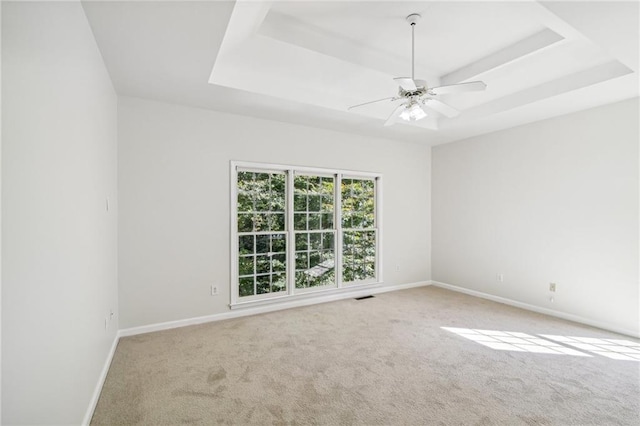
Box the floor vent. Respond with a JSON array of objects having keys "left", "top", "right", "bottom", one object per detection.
[{"left": 354, "top": 295, "right": 375, "bottom": 300}]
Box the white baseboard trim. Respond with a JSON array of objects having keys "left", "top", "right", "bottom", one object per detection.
[
  {"left": 431, "top": 281, "right": 639, "bottom": 338},
  {"left": 82, "top": 333, "right": 120, "bottom": 426},
  {"left": 119, "top": 281, "right": 431, "bottom": 338}
]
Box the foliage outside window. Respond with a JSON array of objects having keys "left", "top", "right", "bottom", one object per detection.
[
  {"left": 236, "top": 171, "right": 287, "bottom": 297},
  {"left": 232, "top": 163, "right": 381, "bottom": 306},
  {"left": 294, "top": 174, "right": 336, "bottom": 290},
  {"left": 341, "top": 178, "right": 376, "bottom": 283}
]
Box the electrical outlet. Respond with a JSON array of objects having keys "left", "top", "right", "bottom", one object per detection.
[
  {"left": 549, "top": 282, "right": 556, "bottom": 292},
  {"left": 211, "top": 285, "right": 219, "bottom": 296},
  {"left": 395, "top": 265, "right": 400, "bottom": 272},
  {"left": 497, "top": 274, "right": 504, "bottom": 282}
]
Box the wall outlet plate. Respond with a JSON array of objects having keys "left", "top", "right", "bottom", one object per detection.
[{"left": 549, "top": 282, "right": 556, "bottom": 292}]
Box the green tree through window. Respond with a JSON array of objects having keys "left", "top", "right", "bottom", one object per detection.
[
  {"left": 236, "top": 171, "right": 287, "bottom": 297},
  {"left": 233, "top": 164, "right": 380, "bottom": 303},
  {"left": 341, "top": 179, "right": 376, "bottom": 283},
  {"left": 294, "top": 174, "right": 336, "bottom": 290}
]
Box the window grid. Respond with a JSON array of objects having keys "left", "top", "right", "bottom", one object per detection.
[
  {"left": 232, "top": 163, "right": 381, "bottom": 306},
  {"left": 293, "top": 174, "right": 336, "bottom": 289},
  {"left": 294, "top": 231, "right": 336, "bottom": 289},
  {"left": 341, "top": 178, "right": 377, "bottom": 284},
  {"left": 237, "top": 171, "right": 286, "bottom": 234},
  {"left": 293, "top": 175, "right": 335, "bottom": 232},
  {"left": 236, "top": 171, "right": 287, "bottom": 298},
  {"left": 238, "top": 233, "right": 287, "bottom": 297}
]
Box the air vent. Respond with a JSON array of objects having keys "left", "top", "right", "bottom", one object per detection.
[{"left": 354, "top": 295, "right": 375, "bottom": 300}]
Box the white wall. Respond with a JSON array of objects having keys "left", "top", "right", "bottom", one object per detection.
[
  {"left": 432, "top": 98, "right": 639, "bottom": 336},
  {"left": 2, "top": 2, "right": 118, "bottom": 424},
  {"left": 118, "top": 96, "right": 431, "bottom": 329}
]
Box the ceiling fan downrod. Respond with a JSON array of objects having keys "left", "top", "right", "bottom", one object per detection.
[
  {"left": 406, "top": 13, "right": 421, "bottom": 81},
  {"left": 346, "top": 11, "right": 486, "bottom": 127}
]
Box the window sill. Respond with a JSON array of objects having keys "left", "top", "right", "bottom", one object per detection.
[{"left": 230, "top": 281, "right": 384, "bottom": 310}]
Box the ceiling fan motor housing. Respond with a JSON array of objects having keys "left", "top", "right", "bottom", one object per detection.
[
  {"left": 398, "top": 79, "right": 428, "bottom": 98},
  {"left": 347, "top": 11, "right": 484, "bottom": 125}
]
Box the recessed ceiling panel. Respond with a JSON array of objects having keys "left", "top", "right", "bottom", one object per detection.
[
  {"left": 268, "top": 1, "right": 547, "bottom": 76},
  {"left": 210, "top": 0, "right": 637, "bottom": 134},
  {"left": 82, "top": 0, "right": 638, "bottom": 144}
]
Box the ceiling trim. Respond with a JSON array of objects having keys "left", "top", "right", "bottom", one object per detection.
[
  {"left": 441, "top": 60, "right": 634, "bottom": 128},
  {"left": 441, "top": 28, "right": 564, "bottom": 85}
]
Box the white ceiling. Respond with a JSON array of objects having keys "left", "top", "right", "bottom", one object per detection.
[{"left": 82, "top": 1, "right": 639, "bottom": 145}]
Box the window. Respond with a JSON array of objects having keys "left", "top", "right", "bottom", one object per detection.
[
  {"left": 236, "top": 171, "right": 287, "bottom": 298},
  {"left": 341, "top": 178, "right": 377, "bottom": 285},
  {"left": 294, "top": 174, "right": 336, "bottom": 291},
  {"left": 231, "top": 162, "right": 381, "bottom": 307}
]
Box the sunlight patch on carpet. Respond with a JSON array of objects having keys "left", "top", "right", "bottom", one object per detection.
[
  {"left": 540, "top": 335, "right": 640, "bottom": 361},
  {"left": 442, "top": 327, "right": 591, "bottom": 357},
  {"left": 443, "top": 327, "right": 640, "bottom": 361}
]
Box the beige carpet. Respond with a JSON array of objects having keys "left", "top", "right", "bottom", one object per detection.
[{"left": 92, "top": 286, "right": 640, "bottom": 425}]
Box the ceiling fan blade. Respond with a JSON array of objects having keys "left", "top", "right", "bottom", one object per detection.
[
  {"left": 348, "top": 97, "right": 398, "bottom": 110},
  {"left": 394, "top": 77, "right": 417, "bottom": 92},
  {"left": 430, "top": 81, "right": 487, "bottom": 95},
  {"left": 423, "top": 99, "right": 460, "bottom": 118},
  {"left": 384, "top": 104, "right": 406, "bottom": 127}
]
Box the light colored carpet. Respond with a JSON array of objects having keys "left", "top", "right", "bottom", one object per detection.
[{"left": 92, "top": 286, "right": 640, "bottom": 425}]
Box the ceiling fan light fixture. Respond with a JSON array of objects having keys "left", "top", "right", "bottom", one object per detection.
[
  {"left": 400, "top": 102, "right": 427, "bottom": 121},
  {"left": 348, "top": 12, "right": 484, "bottom": 126}
]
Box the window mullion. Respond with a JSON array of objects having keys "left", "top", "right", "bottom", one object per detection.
[
  {"left": 286, "top": 169, "right": 295, "bottom": 296},
  {"left": 230, "top": 165, "right": 239, "bottom": 305},
  {"left": 375, "top": 177, "right": 383, "bottom": 283},
  {"left": 335, "top": 173, "right": 343, "bottom": 288},
  {"left": 253, "top": 239, "right": 257, "bottom": 296}
]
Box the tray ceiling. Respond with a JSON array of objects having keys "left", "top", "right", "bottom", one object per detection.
[{"left": 83, "top": 1, "right": 639, "bottom": 145}]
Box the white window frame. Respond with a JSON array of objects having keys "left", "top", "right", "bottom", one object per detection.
[
  {"left": 230, "top": 161, "right": 383, "bottom": 309},
  {"left": 292, "top": 170, "right": 338, "bottom": 294},
  {"left": 233, "top": 169, "right": 288, "bottom": 303},
  {"left": 340, "top": 175, "right": 380, "bottom": 287}
]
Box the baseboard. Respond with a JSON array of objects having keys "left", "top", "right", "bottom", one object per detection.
[
  {"left": 119, "top": 281, "right": 431, "bottom": 337},
  {"left": 431, "top": 281, "right": 639, "bottom": 338},
  {"left": 82, "top": 333, "right": 120, "bottom": 426}
]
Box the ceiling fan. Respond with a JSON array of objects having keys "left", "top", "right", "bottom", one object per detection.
[{"left": 348, "top": 13, "right": 487, "bottom": 126}]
